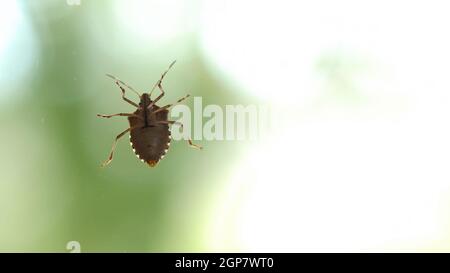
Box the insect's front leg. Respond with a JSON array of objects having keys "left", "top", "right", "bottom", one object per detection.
[
  {"left": 148, "top": 84, "right": 165, "bottom": 109},
  {"left": 115, "top": 81, "right": 139, "bottom": 108},
  {"left": 106, "top": 74, "right": 140, "bottom": 108},
  {"left": 148, "top": 61, "right": 176, "bottom": 109},
  {"left": 157, "top": 120, "right": 202, "bottom": 150}
]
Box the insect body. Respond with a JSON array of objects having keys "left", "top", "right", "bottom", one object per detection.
[{"left": 98, "top": 61, "right": 201, "bottom": 167}]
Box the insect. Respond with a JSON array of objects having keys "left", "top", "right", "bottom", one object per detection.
[{"left": 98, "top": 61, "right": 202, "bottom": 167}]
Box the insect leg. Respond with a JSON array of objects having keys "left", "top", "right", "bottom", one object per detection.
[
  {"left": 106, "top": 74, "right": 140, "bottom": 108},
  {"left": 97, "top": 113, "right": 142, "bottom": 120},
  {"left": 147, "top": 84, "right": 165, "bottom": 109},
  {"left": 151, "top": 94, "right": 190, "bottom": 114},
  {"left": 157, "top": 120, "right": 202, "bottom": 150},
  {"left": 149, "top": 60, "right": 176, "bottom": 97},
  {"left": 148, "top": 61, "right": 176, "bottom": 108},
  {"left": 101, "top": 126, "right": 138, "bottom": 167}
]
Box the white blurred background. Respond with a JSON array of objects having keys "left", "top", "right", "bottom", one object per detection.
[{"left": 202, "top": 0, "right": 450, "bottom": 252}]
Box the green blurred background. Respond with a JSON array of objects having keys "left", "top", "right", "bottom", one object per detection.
[
  {"left": 0, "top": 0, "right": 250, "bottom": 252},
  {"left": 2, "top": 0, "right": 450, "bottom": 252}
]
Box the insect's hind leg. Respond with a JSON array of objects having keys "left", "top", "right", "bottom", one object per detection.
[
  {"left": 101, "top": 126, "right": 137, "bottom": 167},
  {"left": 157, "top": 120, "right": 202, "bottom": 150}
]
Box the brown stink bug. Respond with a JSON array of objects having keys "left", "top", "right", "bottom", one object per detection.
[{"left": 97, "top": 61, "right": 202, "bottom": 167}]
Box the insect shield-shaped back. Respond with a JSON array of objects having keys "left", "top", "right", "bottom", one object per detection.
[
  {"left": 98, "top": 61, "right": 201, "bottom": 168},
  {"left": 128, "top": 108, "right": 171, "bottom": 167}
]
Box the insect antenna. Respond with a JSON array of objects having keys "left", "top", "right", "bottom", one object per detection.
[
  {"left": 149, "top": 60, "right": 177, "bottom": 98},
  {"left": 106, "top": 74, "right": 141, "bottom": 98}
]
